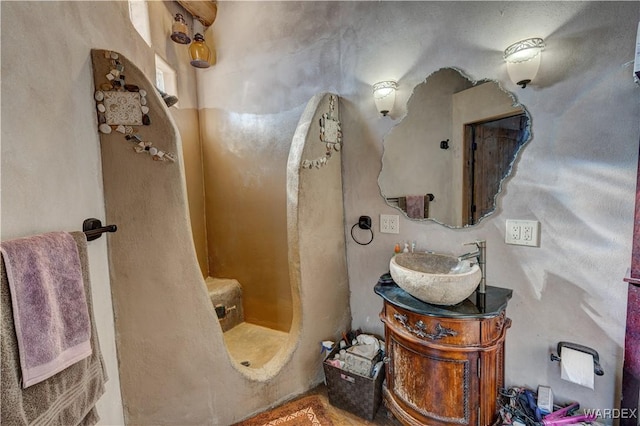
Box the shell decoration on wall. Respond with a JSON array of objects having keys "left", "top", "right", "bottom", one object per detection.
[
  {"left": 93, "top": 50, "right": 176, "bottom": 163},
  {"left": 301, "top": 95, "right": 342, "bottom": 170}
]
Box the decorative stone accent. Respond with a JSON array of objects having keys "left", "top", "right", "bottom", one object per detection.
[
  {"left": 125, "top": 134, "right": 175, "bottom": 162},
  {"left": 103, "top": 92, "right": 143, "bottom": 125},
  {"left": 98, "top": 123, "right": 112, "bottom": 134},
  {"left": 301, "top": 95, "right": 342, "bottom": 170},
  {"left": 92, "top": 50, "right": 176, "bottom": 163}
]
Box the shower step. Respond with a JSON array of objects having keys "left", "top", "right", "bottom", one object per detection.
[{"left": 205, "top": 277, "right": 244, "bottom": 332}]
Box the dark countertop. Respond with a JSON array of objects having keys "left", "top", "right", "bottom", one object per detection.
[{"left": 374, "top": 274, "right": 512, "bottom": 319}]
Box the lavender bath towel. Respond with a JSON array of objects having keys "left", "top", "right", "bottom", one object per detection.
[
  {"left": 406, "top": 195, "right": 426, "bottom": 219},
  {"left": 0, "top": 232, "right": 92, "bottom": 388},
  {"left": 1, "top": 232, "right": 107, "bottom": 425}
]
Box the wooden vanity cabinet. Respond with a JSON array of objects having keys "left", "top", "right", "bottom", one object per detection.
[{"left": 375, "top": 283, "right": 512, "bottom": 426}]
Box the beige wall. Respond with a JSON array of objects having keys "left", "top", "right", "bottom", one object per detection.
[
  {"left": 176, "top": 108, "right": 208, "bottom": 276},
  {"left": 1, "top": 1, "right": 201, "bottom": 423},
  {"left": 146, "top": 1, "right": 210, "bottom": 278},
  {"left": 200, "top": 107, "right": 294, "bottom": 331}
]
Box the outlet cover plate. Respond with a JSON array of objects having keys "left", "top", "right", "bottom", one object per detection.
[
  {"left": 380, "top": 214, "right": 400, "bottom": 234},
  {"left": 505, "top": 219, "right": 540, "bottom": 246}
]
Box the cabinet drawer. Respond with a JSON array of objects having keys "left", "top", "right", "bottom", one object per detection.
[{"left": 384, "top": 304, "right": 481, "bottom": 347}]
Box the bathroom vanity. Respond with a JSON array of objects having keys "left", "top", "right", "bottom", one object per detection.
[{"left": 375, "top": 280, "right": 512, "bottom": 426}]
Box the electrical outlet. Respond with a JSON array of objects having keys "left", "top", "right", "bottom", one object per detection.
[
  {"left": 380, "top": 214, "right": 400, "bottom": 234},
  {"left": 505, "top": 219, "right": 540, "bottom": 246},
  {"left": 507, "top": 221, "right": 521, "bottom": 242}
]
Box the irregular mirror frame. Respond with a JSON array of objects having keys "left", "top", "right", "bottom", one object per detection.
[{"left": 378, "top": 68, "right": 531, "bottom": 228}]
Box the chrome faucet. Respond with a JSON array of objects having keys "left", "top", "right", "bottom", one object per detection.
[{"left": 458, "top": 240, "right": 486, "bottom": 295}]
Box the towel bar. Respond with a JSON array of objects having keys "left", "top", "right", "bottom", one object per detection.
[{"left": 82, "top": 218, "right": 117, "bottom": 241}]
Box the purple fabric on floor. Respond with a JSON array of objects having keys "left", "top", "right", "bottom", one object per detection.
[{"left": 0, "top": 231, "right": 92, "bottom": 388}]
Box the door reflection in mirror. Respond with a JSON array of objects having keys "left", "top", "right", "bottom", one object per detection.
[
  {"left": 464, "top": 114, "right": 529, "bottom": 225},
  {"left": 378, "top": 68, "right": 531, "bottom": 228}
]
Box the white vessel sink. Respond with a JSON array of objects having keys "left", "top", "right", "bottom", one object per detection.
[{"left": 389, "top": 252, "right": 481, "bottom": 306}]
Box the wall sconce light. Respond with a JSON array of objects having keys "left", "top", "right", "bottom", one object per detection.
[
  {"left": 503, "top": 37, "right": 545, "bottom": 88},
  {"left": 189, "top": 33, "right": 211, "bottom": 68},
  {"left": 373, "top": 81, "right": 397, "bottom": 116},
  {"left": 170, "top": 13, "right": 191, "bottom": 44}
]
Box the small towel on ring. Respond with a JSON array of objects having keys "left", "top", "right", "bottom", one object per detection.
[{"left": 0, "top": 231, "right": 92, "bottom": 388}]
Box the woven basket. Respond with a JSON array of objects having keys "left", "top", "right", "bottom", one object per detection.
[{"left": 323, "top": 345, "right": 385, "bottom": 420}]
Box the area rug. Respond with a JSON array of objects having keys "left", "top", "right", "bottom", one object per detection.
[{"left": 233, "top": 395, "right": 335, "bottom": 426}]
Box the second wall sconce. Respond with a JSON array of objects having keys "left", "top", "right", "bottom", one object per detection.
[
  {"left": 503, "top": 37, "right": 545, "bottom": 88},
  {"left": 373, "top": 81, "right": 397, "bottom": 116},
  {"left": 189, "top": 33, "right": 211, "bottom": 68}
]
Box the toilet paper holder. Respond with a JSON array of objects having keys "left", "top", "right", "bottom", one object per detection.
[{"left": 550, "top": 341, "right": 604, "bottom": 376}]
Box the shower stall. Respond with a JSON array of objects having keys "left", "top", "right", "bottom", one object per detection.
[{"left": 94, "top": 46, "right": 351, "bottom": 422}]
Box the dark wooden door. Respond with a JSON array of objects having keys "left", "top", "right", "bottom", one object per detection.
[{"left": 464, "top": 115, "right": 527, "bottom": 225}]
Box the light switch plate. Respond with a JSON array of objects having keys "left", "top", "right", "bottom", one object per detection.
[{"left": 505, "top": 219, "right": 540, "bottom": 246}]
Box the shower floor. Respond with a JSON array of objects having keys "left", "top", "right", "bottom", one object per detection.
[{"left": 223, "top": 322, "right": 288, "bottom": 369}]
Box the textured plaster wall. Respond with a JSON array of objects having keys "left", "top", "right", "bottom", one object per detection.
[{"left": 202, "top": 1, "right": 640, "bottom": 413}]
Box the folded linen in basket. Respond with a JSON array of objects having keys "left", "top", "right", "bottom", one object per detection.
[{"left": 0, "top": 231, "right": 92, "bottom": 388}]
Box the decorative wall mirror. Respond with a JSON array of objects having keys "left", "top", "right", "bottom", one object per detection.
[{"left": 378, "top": 68, "right": 531, "bottom": 228}]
